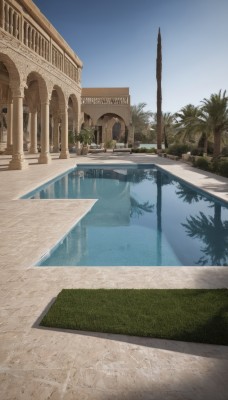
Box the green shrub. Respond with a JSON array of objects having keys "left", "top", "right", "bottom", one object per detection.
[
  {"left": 106, "top": 139, "right": 116, "bottom": 149},
  {"left": 132, "top": 148, "right": 145, "bottom": 153},
  {"left": 194, "top": 157, "right": 211, "bottom": 171},
  {"left": 191, "top": 147, "right": 204, "bottom": 156},
  {"left": 211, "top": 159, "right": 220, "bottom": 174},
  {"left": 167, "top": 144, "right": 191, "bottom": 157},
  {"left": 220, "top": 147, "right": 228, "bottom": 157},
  {"left": 132, "top": 147, "right": 156, "bottom": 153},
  {"left": 218, "top": 160, "right": 228, "bottom": 177}
]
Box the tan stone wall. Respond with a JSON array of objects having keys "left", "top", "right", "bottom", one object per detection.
[
  {"left": 0, "top": 0, "right": 82, "bottom": 168},
  {"left": 82, "top": 88, "right": 129, "bottom": 96},
  {"left": 0, "top": 0, "right": 134, "bottom": 167},
  {"left": 1, "top": 0, "right": 82, "bottom": 82},
  {"left": 81, "top": 87, "right": 132, "bottom": 144}
]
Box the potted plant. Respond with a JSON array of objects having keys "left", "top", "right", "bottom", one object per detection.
[{"left": 76, "top": 128, "right": 94, "bottom": 155}]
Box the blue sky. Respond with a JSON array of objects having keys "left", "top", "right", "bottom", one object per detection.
[{"left": 33, "top": 0, "right": 228, "bottom": 113}]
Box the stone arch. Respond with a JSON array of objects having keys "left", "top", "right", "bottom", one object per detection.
[
  {"left": 49, "top": 85, "right": 66, "bottom": 155},
  {"left": 0, "top": 55, "right": 22, "bottom": 157},
  {"left": 111, "top": 118, "right": 125, "bottom": 142},
  {"left": 0, "top": 52, "right": 21, "bottom": 92},
  {"left": 68, "top": 93, "right": 79, "bottom": 133},
  {"left": 24, "top": 71, "right": 50, "bottom": 154},
  {"left": 25, "top": 70, "right": 49, "bottom": 104},
  {"left": 49, "top": 85, "right": 69, "bottom": 159},
  {"left": 94, "top": 109, "right": 129, "bottom": 127},
  {"left": 95, "top": 113, "right": 127, "bottom": 146},
  {"left": 0, "top": 54, "right": 29, "bottom": 169},
  {"left": 51, "top": 84, "right": 66, "bottom": 111}
]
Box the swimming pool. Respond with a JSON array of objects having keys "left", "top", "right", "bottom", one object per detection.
[{"left": 23, "top": 164, "right": 228, "bottom": 267}]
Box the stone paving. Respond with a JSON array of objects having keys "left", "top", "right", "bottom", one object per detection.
[{"left": 0, "top": 152, "right": 228, "bottom": 400}]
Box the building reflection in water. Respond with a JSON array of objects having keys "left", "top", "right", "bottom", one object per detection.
[{"left": 34, "top": 166, "right": 228, "bottom": 267}]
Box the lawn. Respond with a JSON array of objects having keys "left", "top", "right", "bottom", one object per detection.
[{"left": 40, "top": 289, "right": 228, "bottom": 345}]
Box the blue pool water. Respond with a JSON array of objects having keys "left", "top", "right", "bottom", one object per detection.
[{"left": 23, "top": 164, "right": 228, "bottom": 267}]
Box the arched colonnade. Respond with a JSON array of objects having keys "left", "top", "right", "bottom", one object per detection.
[{"left": 0, "top": 51, "right": 80, "bottom": 170}]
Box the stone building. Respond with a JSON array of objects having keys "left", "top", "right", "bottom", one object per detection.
[
  {"left": 82, "top": 88, "right": 133, "bottom": 146},
  {"left": 0, "top": 0, "right": 132, "bottom": 170}
]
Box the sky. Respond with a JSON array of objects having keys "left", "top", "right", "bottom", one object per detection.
[{"left": 33, "top": 0, "right": 228, "bottom": 114}]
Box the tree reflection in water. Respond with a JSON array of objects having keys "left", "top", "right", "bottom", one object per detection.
[
  {"left": 130, "top": 197, "right": 154, "bottom": 217},
  {"left": 156, "top": 170, "right": 174, "bottom": 265},
  {"left": 176, "top": 184, "right": 203, "bottom": 204},
  {"left": 182, "top": 204, "right": 228, "bottom": 266}
]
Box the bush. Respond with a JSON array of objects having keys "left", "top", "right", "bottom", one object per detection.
[
  {"left": 106, "top": 140, "right": 116, "bottom": 149},
  {"left": 194, "top": 157, "right": 211, "bottom": 171},
  {"left": 218, "top": 160, "right": 228, "bottom": 178},
  {"left": 132, "top": 148, "right": 156, "bottom": 153},
  {"left": 191, "top": 147, "right": 204, "bottom": 156},
  {"left": 220, "top": 147, "right": 228, "bottom": 157},
  {"left": 211, "top": 159, "right": 220, "bottom": 174},
  {"left": 167, "top": 144, "right": 192, "bottom": 157},
  {"left": 76, "top": 128, "right": 94, "bottom": 146},
  {"left": 193, "top": 157, "right": 228, "bottom": 177}
]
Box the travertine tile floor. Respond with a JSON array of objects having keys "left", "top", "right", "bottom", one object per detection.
[{"left": 0, "top": 152, "right": 228, "bottom": 400}]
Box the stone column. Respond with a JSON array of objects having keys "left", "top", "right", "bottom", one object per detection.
[
  {"left": 53, "top": 116, "right": 59, "bottom": 152},
  {"left": 9, "top": 95, "right": 28, "bottom": 170},
  {"left": 0, "top": 110, "right": 4, "bottom": 144},
  {"left": 38, "top": 101, "right": 51, "bottom": 164},
  {"left": 59, "top": 107, "right": 69, "bottom": 159},
  {"left": 1, "top": 0, "right": 5, "bottom": 29},
  {"left": 5, "top": 100, "right": 13, "bottom": 154},
  {"left": 5, "top": 2, "right": 9, "bottom": 32},
  {"left": 29, "top": 110, "right": 38, "bottom": 153},
  {"left": 25, "top": 22, "right": 29, "bottom": 46},
  {"left": 78, "top": 68, "right": 81, "bottom": 84},
  {"left": 103, "top": 116, "right": 109, "bottom": 147}
]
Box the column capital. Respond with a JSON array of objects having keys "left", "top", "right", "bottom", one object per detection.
[
  {"left": 40, "top": 100, "right": 50, "bottom": 106},
  {"left": 10, "top": 83, "right": 25, "bottom": 98}
]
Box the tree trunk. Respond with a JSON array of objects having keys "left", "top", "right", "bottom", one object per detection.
[
  {"left": 156, "top": 28, "right": 162, "bottom": 151},
  {"left": 164, "top": 127, "right": 168, "bottom": 148},
  {"left": 213, "top": 129, "right": 222, "bottom": 157},
  {"left": 203, "top": 134, "right": 208, "bottom": 155}
]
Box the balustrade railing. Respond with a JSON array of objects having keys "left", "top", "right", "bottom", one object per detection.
[
  {"left": 81, "top": 97, "right": 129, "bottom": 105},
  {"left": 23, "top": 19, "right": 49, "bottom": 61},
  {"left": 2, "top": 0, "right": 20, "bottom": 39},
  {"left": 0, "top": 0, "right": 80, "bottom": 83}
]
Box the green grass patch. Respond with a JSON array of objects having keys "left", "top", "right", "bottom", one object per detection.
[{"left": 40, "top": 289, "right": 228, "bottom": 345}]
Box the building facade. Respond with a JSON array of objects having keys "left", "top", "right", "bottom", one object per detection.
[
  {"left": 82, "top": 88, "right": 133, "bottom": 146},
  {"left": 0, "top": 0, "right": 132, "bottom": 170}
]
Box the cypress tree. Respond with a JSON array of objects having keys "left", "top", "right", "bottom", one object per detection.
[{"left": 156, "top": 28, "right": 162, "bottom": 151}]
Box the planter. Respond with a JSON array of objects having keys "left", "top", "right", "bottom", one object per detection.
[{"left": 81, "top": 146, "right": 88, "bottom": 155}]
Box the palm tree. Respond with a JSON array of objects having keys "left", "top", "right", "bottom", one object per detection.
[
  {"left": 189, "top": 109, "right": 213, "bottom": 154},
  {"left": 175, "top": 104, "right": 201, "bottom": 144},
  {"left": 162, "top": 112, "right": 176, "bottom": 148},
  {"left": 156, "top": 28, "right": 162, "bottom": 151},
  {"left": 131, "top": 103, "right": 153, "bottom": 142},
  {"left": 152, "top": 112, "right": 177, "bottom": 148},
  {"left": 200, "top": 90, "right": 228, "bottom": 157}
]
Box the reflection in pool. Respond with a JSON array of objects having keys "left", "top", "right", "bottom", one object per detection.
[{"left": 24, "top": 165, "right": 228, "bottom": 267}]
